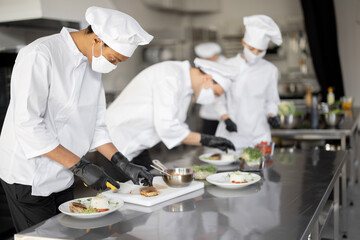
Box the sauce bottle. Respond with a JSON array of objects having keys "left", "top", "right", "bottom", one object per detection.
[{"left": 327, "top": 87, "right": 335, "bottom": 106}]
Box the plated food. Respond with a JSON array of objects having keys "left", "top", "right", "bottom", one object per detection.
[
  {"left": 206, "top": 171, "right": 261, "bottom": 189},
  {"left": 59, "top": 194, "right": 123, "bottom": 219},
  {"left": 191, "top": 165, "right": 217, "bottom": 180},
  {"left": 199, "top": 152, "right": 240, "bottom": 166}
]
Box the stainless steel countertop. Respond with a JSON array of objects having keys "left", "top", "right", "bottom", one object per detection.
[
  {"left": 15, "top": 148, "right": 347, "bottom": 240},
  {"left": 271, "top": 107, "right": 360, "bottom": 140}
]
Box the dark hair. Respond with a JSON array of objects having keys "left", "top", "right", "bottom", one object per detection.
[
  {"left": 197, "top": 67, "right": 218, "bottom": 84},
  {"left": 86, "top": 25, "right": 108, "bottom": 47}
]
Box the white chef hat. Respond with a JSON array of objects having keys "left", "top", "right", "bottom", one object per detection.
[
  {"left": 194, "top": 58, "right": 238, "bottom": 91},
  {"left": 85, "top": 6, "right": 153, "bottom": 57},
  {"left": 194, "top": 42, "right": 222, "bottom": 58},
  {"left": 243, "top": 15, "right": 282, "bottom": 50}
]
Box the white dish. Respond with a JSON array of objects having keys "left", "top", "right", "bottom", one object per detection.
[
  {"left": 198, "top": 152, "right": 241, "bottom": 166},
  {"left": 58, "top": 197, "right": 124, "bottom": 219},
  {"left": 206, "top": 172, "right": 261, "bottom": 189}
]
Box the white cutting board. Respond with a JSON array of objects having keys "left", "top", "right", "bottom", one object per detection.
[{"left": 102, "top": 176, "right": 204, "bottom": 207}]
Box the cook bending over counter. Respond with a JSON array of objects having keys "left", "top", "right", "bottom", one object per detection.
[{"left": 105, "top": 58, "right": 238, "bottom": 181}]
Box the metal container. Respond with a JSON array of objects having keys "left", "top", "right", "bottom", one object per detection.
[
  {"left": 279, "top": 114, "right": 302, "bottom": 129},
  {"left": 152, "top": 160, "right": 194, "bottom": 188},
  {"left": 322, "top": 113, "right": 345, "bottom": 128}
]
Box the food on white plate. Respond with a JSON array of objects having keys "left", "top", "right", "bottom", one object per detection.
[
  {"left": 229, "top": 171, "right": 256, "bottom": 184},
  {"left": 69, "top": 194, "right": 117, "bottom": 214},
  {"left": 192, "top": 165, "right": 217, "bottom": 180},
  {"left": 240, "top": 147, "right": 262, "bottom": 166},
  {"left": 91, "top": 194, "right": 109, "bottom": 211},
  {"left": 208, "top": 153, "right": 221, "bottom": 160},
  {"left": 69, "top": 202, "right": 87, "bottom": 213},
  {"left": 140, "top": 186, "right": 159, "bottom": 197},
  {"left": 221, "top": 153, "right": 235, "bottom": 161}
]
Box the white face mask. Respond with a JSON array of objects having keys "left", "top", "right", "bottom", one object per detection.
[
  {"left": 243, "top": 47, "right": 266, "bottom": 65},
  {"left": 196, "top": 83, "right": 216, "bottom": 105},
  {"left": 92, "top": 41, "right": 117, "bottom": 74}
]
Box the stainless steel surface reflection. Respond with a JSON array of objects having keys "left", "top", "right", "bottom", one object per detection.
[{"left": 15, "top": 149, "right": 347, "bottom": 240}]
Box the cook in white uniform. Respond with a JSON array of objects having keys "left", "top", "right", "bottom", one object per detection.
[
  {"left": 194, "top": 42, "right": 227, "bottom": 135},
  {"left": 105, "top": 58, "right": 237, "bottom": 177},
  {"left": 0, "top": 6, "right": 153, "bottom": 232},
  {"left": 216, "top": 15, "right": 282, "bottom": 149}
]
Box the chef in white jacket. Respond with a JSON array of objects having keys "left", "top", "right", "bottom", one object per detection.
[
  {"left": 215, "top": 15, "right": 282, "bottom": 149},
  {"left": 195, "top": 42, "right": 227, "bottom": 135},
  {"left": 0, "top": 6, "right": 153, "bottom": 232},
  {"left": 105, "top": 58, "right": 237, "bottom": 176}
]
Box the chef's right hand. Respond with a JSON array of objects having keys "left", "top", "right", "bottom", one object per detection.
[
  {"left": 69, "top": 156, "right": 120, "bottom": 191},
  {"left": 224, "top": 118, "right": 237, "bottom": 132},
  {"left": 200, "top": 134, "right": 236, "bottom": 152},
  {"left": 111, "top": 152, "right": 153, "bottom": 186}
]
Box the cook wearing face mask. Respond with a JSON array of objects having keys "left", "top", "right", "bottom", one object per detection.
[
  {"left": 0, "top": 6, "right": 154, "bottom": 233},
  {"left": 103, "top": 58, "right": 237, "bottom": 180},
  {"left": 215, "top": 15, "right": 282, "bottom": 150}
]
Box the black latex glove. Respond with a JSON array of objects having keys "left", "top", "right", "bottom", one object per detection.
[
  {"left": 224, "top": 118, "right": 238, "bottom": 132},
  {"left": 69, "top": 156, "right": 120, "bottom": 191},
  {"left": 111, "top": 152, "right": 153, "bottom": 186},
  {"left": 200, "top": 134, "right": 236, "bottom": 152},
  {"left": 267, "top": 116, "right": 281, "bottom": 128}
]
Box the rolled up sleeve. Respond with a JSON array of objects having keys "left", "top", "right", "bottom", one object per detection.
[
  {"left": 12, "top": 51, "right": 59, "bottom": 159},
  {"left": 153, "top": 77, "right": 190, "bottom": 149},
  {"left": 89, "top": 85, "right": 112, "bottom": 151}
]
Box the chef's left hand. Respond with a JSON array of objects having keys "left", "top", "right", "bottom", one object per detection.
[
  {"left": 267, "top": 116, "right": 281, "bottom": 128},
  {"left": 200, "top": 134, "right": 236, "bottom": 152},
  {"left": 111, "top": 152, "right": 153, "bottom": 186}
]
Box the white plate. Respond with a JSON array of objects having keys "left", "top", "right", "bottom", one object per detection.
[
  {"left": 58, "top": 197, "right": 124, "bottom": 219},
  {"left": 198, "top": 152, "right": 241, "bottom": 166},
  {"left": 206, "top": 172, "right": 261, "bottom": 189}
]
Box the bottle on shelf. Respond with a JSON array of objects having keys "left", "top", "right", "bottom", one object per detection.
[
  {"left": 311, "top": 94, "right": 319, "bottom": 129},
  {"left": 305, "top": 87, "right": 312, "bottom": 108},
  {"left": 327, "top": 87, "right": 335, "bottom": 106}
]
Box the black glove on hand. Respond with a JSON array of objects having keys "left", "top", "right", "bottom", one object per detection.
[
  {"left": 268, "top": 116, "right": 281, "bottom": 128},
  {"left": 200, "top": 134, "right": 236, "bottom": 152},
  {"left": 111, "top": 152, "right": 153, "bottom": 186},
  {"left": 224, "top": 118, "right": 238, "bottom": 132},
  {"left": 69, "top": 156, "right": 120, "bottom": 191}
]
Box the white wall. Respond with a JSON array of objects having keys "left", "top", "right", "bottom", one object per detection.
[{"left": 334, "top": 0, "right": 360, "bottom": 106}]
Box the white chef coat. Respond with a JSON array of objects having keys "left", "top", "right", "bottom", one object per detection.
[
  {"left": 0, "top": 28, "right": 112, "bottom": 196},
  {"left": 106, "top": 61, "right": 193, "bottom": 161},
  {"left": 199, "top": 55, "right": 227, "bottom": 121},
  {"left": 215, "top": 54, "right": 280, "bottom": 150}
]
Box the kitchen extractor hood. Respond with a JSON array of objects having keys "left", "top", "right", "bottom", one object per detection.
[
  {"left": 142, "top": 0, "right": 220, "bottom": 13},
  {"left": 0, "top": 0, "right": 116, "bottom": 30}
]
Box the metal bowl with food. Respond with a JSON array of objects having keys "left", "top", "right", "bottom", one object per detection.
[
  {"left": 279, "top": 114, "right": 303, "bottom": 129},
  {"left": 321, "top": 112, "right": 345, "bottom": 128},
  {"left": 151, "top": 160, "right": 195, "bottom": 188}
]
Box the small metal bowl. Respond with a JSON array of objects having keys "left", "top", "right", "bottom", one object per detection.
[
  {"left": 162, "top": 168, "right": 195, "bottom": 188},
  {"left": 279, "top": 114, "right": 303, "bottom": 129},
  {"left": 322, "top": 113, "right": 345, "bottom": 128}
]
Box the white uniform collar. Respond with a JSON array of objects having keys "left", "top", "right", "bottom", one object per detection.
[{"left": 60, "top": 27, "right": 87, "bottom": 62}]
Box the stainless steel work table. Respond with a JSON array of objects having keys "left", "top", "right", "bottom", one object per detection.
[
  {"left": 271, "top": 107, "right": 360, "bottom": 237},
  {"left": 15, "top": 149, "right": 347, "bottom": 240}
]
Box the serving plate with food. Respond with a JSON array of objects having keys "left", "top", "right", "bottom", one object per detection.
[
  {"left": 206, "top": 171, "right": 261, "bottom": 189},
  {"left": 103, "top": 176, "right": 204, "bottom": 207},
  {"left": 58, "top": 194, "right": 123, "bottom": 219},
  {"left": 198, "top": 151, "right": 240, "bottom": 166}
]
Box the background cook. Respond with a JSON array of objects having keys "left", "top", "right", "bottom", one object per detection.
[
  {"left": 0, "top": 6, "right": 153, "bottom": 232},
  {"left": 104, "top": 58, "right": 238, "bottom": 180},
  {"left": 215, "top": 14, "right": 282, "bottom": 149}
]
